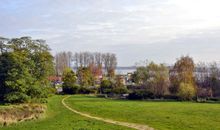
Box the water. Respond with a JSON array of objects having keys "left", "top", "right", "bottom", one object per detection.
[{"left": 115, "top": 68, "right": 136, "bottom": 75}]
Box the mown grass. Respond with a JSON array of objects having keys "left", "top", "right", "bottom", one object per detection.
[
  {"left": 0, "top": 95, "right": 132, "bottom": 130},
  {"left": 66, "top": 95, "right": 220, "bottom": 130}
]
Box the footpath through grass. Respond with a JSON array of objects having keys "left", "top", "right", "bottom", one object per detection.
[
  {"left": 0, "top": 95, "right": 131, "bottom": 130},
  {"left": 65, "top": 95, "right": 220, "bottom": 130}
]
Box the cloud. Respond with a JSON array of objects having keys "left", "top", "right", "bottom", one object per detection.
[{"left": 1, "top": 0, "right": 220, "bottom": 65}]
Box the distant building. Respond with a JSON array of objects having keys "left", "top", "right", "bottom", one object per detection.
[
  {"left": 116, "top": 73, "right": 135, "bottom": 85},
  {"left": 118, "top": 75, "right": 126, "bottom": 85},
  {"left": 48, "top": 76, "right": 62, "bottom": 85}
]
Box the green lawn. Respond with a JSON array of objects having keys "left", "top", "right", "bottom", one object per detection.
[
  {"left": 1, "top": 95, "right": 220, "bottom": 130},
  {"left": 65, "top": 95, "right": 220, "bottom": 130},
  {"left": 0, "top": 95, "right": 131, "bottom": 130}
]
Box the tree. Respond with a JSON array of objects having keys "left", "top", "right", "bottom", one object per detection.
[
  {"left": 209, "top": 62, "right": 220, "bottom": 97},
  {"left": 145, "top": 62, "right": 170, "bottom": 97},
  {"left": 132, "top": 62, "right": 169, "bottom": 98},
  {"left": 170, "top": 56, "right": 196, "bottom": 93},
  {"left": 178, "top": 83, "right": 196, "bottom": 100},
  {"left": 102, "top": 53, "right": 117, "bottom": 78},
  {"left": 88, "top": 63, "right": 103, "bottom": 86},
  {"left": 113, "top": 75, "right": 128, "bottom": 94},
  {"left": 170, "top": 56, "right": 196, "bottom": 100},
  {"left": 62, "top": 68, "right": 78, "bottom": 94},
  {"left": 100, "top": 79, "right": 113, "bottom": 94},
  {"left": 132, "top": 67, "right": 148, "bottom": 85},
  {"left": 196, "top": 62, "right": 212, "bottom": 98},
  {"left": 94, "top": 52, "right": 103, "bottom": 66},
  {"left": 77, "top": 67, "right": 94, "bottom": 87},
  {"left": 196, "top": 62, "right": 209, "bottom": 86},
  {"left": 0, "top": 37, "right": 54, "bottom": 103},
  {"left": 0, "top": 52, "right": 32, "bottom": 102},
  {"left": 55, "top": 51, "right": 72, "bottom": 75},
  {"left": 72, "top": 52, "right": 117, "bottom": 79}
]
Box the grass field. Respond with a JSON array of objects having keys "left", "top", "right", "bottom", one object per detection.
[
  {"left": 0, "top": 96, "right": 131, "bottom": 130},
  {"left": 1, "top": 95, "right": 220, "bottom": 130},
  {"left": 65, "top": 95, "right": 220, "bottom": 130}
]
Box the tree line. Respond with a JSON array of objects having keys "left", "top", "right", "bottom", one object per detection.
[
  {"left": 59, "top": 52, "right": 220, "bottom": 101},
  {"left": 56, "top": 51, "right": 119, "bottom": 94},
  {"left": 130, "top": 56, "right": 220, "bottom": 101},
  {"left": 55, "top": 51, "right": 117, "bottom": 77},
  {"left": 1, "top": 36, "right": 219, "bottom": 103},
  {"left": 61, "top": 67, "right": 128, "bottom": 95}
]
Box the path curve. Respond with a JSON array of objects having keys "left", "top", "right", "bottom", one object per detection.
[{"left": 62, "top": 96, "right": 154, "bottom": 130}]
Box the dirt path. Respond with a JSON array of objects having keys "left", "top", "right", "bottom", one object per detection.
[{"left": 62, "top": 96, "right": 154, "bottom": 130}]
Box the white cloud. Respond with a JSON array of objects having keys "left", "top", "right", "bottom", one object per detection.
[{"left": 1, "top": 0, "right": 220, "bottom": 65}]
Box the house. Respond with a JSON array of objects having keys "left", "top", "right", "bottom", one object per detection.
[{"left": 48, "top": 76, "right": 62, "bottom": 85}]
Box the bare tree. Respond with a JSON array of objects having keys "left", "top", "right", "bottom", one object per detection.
[
  {"left": 72, "top": 52, "right": 117, "bottom": 78},
  {"left": 209, "top": 62, "right": 220, "bottom": 97},
  {"left": 102, "top": 53, "right": 117, "bottom": 77},
  {"left": 55, "top": 51, "right": 72, "bottom": 75},
  {"left": 95, "top": 52, "right": 103, "bottom": 66}
]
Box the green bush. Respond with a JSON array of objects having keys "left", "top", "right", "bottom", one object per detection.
[
  {"left": 100, "top": 80, "right": 113, "bottom": 94},
  {"left": 45, "top": 87, "right": 57, "bottom": 95},
  {"left": 62, "top": 68, "right": 78, "bottom": 94},
  {"left": 78, "top": 86, "right": 91, "bottom": 94},
  {"left": 4, "top": 92, "right": 30, "bottom": 103},
  {"left": 113, "top": 87, "right": 128, "bottom": 94},
  {"left": 27, "top": 85, "right": 48, "bottom": 99},
  {"left": 63, "top": 84, "right": 80, "bottom": 94},
  {"left": 178, "top": 83, "right": 196, "bottom": 100},
  {"left": 78, "top": 86, "right": 98, "bottom": 94},
  {"left": 128, "top": 89, "right": 154, "bottom": 100}
]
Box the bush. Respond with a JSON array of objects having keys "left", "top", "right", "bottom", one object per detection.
[
  {"left": 208, "top": 97, "right": 220, "bottom": 102},
  {"left": 78, "top": 86, "right": 98, "bottom": 94},
  {"left": 78, "top": 86, "right": 91, "bottom": 94},
  {"left": 27, "top": 85, "right": 48, "bottom": 99},
  {"left": 178, "top": 83, "right": 196, "bottom": 100},
  {"left": 63, "top": 84, "right": 80, "bottom": 94},
  {"left": 62, "top": 68, "right": 78, "bottom": 94},
  {"left": 113, "top": 87, "right": 128, "bottom": 94},
  {"left": 100, "top": 80, "right": 113, "bottom": 94},
  {"left": 128, "top": 89, "right": 154, "bottom": 100},
  {"left": 45, "top": 87, "right": 57, "bottom": 95},
  {"left": 4, "top": 92, "right": 30, "bottom": 103},
  {"left": 163, "top": 95, "right": 179, "bottom": 100}
]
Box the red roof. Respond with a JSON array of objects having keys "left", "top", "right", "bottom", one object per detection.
[{"left": 48, "top": 76, "right": 62, "bottom": 81}]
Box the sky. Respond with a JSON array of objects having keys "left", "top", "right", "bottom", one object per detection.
[{"left": 1, "top": 0, "right": 220, "bottom": 66}]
